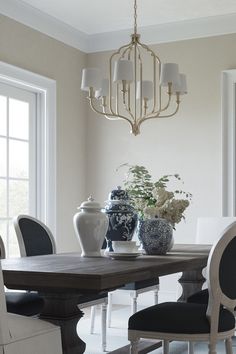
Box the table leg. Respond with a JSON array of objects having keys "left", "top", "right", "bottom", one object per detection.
[
  {"left": 178, "top": 268, "right": 206, "bottom": 302},
  {"left": 39, "top": 293, "right": 86, "bottom": 354}
]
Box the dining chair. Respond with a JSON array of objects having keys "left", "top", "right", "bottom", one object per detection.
[
  {"left": 187, "top": 217, "right": 236, "bottom": 304},
  {"left": 0, "top": 260, "right": 63, "bottom": 354},
  {"left": 0, "top": 235, "right": 44, "bottom": 316},
  {"left": 128, "top": 221, "right": 236, "bottom": 354},
  {"left": 99, "top": 240, "right": 159, "bottom": 327},
  {"left": 13, "top": 214, "right": 108, "bottom": 352}
]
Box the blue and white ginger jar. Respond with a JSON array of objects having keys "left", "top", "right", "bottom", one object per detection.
[
  {"left": 105, "top": 186, "right": 138, "bottom": 251},
  {"left": 138, "top": 218, "right": 173, "bottom": 255}
]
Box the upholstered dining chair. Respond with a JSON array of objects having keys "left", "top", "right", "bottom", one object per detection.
[
  {"left": 0, "top": 260, "right": 63, "bottom": 354},
  {"left": 99, "top": 240, "right": 159, "bottom": 327},
  {"left": 13, "top": 214, "right": 108, "bottom": 352},
  {"left": 128, "top": 221, "right": 236, "bottom": 354},
  {"left": 0, "top": 235, "right": 44, "bottom": 316},
  {"left": 187, "top": 217, "right": 236, "bottom": 304}
]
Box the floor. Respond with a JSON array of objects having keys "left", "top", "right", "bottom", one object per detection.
[{"left": 78, "top": 305, "right": 236, "bottom": 354}]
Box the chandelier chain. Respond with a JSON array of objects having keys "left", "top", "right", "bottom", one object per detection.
[{"left": 134, "top": 0, "right": 137, "bottom": 35}]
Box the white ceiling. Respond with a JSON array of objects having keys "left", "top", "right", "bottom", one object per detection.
[
  {"left": 15, "top": 0, "right": 236, "bottom": 35},
  {"left": 2, "top": 0, "right": 236, "bottom": 52}
]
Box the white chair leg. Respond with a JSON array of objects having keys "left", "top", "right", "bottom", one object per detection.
[
  {"left": 225, "top": 338, "right": 233, "bottom": 354},
  {"left": 107, "top": 292, "right": 112, "bottom": 327},
  {"left": 154, "top": 285, "right": 159, "bottom": 304},
  {"left": 101, "top": 302, "right": 107, "bottom": 352},
  {"left": 130, "top": 291, "right": 138, "bottom": 314},
  {"left": 90, "top": 305, "right": 96, "bottom": 334},
  {"left": 163, "top": 340, "right": 169, "bottom": 354},
  {"left": 188, "top": 341, "right": 194, "bottom": 354},
  {"left": 130, "top": 339, "right": 138, "bottom": 354},
  {"left": 208, "top": 342, "right": 217, "bottom": 354}
]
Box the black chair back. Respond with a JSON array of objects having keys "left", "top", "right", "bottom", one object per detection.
[
  {"left": 219, "top": 236, "right": 236, "bottom": 299},
  {"left": 14, "top": 215, "right": 56, "bottom": 257}
]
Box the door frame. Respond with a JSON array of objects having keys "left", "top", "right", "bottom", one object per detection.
[{"left": 222, "top": 69, "right": 236, "bottom": 216}]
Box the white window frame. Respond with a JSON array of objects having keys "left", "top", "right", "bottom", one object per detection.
[
  {"left": 222, "top": 69, "right": 236, "bottom": 216},
  {"left": 0, "top": 61, "right": 57, "bottom": 235}
]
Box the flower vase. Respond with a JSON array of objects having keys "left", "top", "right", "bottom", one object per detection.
[{"left": 138, "top": 218, "right": 173, "bottom": 255}]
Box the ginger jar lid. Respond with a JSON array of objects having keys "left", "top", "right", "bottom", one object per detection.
[
  {"left": 79, "top": 196, "right": 102, "bottom": 210},
  {"left": 108, "top": 186, "right": 129, "bottom": 201}
]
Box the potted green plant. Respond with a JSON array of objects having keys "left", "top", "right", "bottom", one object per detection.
[{"left": 122, "top": 165, "right": 191, "bottom": 254}]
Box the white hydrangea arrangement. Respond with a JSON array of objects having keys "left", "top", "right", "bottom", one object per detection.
[{"left": 123, "top": 165, "right": 192, "bottom": 229}]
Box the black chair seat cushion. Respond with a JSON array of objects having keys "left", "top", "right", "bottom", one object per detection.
[
  {"left": 121, "top": 278, "right": 159, "bottom": 291},
  {"left": 187, "top": 289, "right": 209, "bottom": 304},
  {"left": 77, "top": 292, "right": 108, "bottom": 305},
  {"left": 6, "top": 291, "right": 44, "bottom": 316},
  {"left": 128, "top": 302, "right": 235, "bottom": 334}
]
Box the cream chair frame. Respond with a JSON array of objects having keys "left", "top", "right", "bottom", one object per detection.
[
  {"left": 14, "top": 214, "right": 108, "bottom": 351},
  {"left": 0, "top": 261, "right": 63, "bottom": 354},
  {"left": 129, "top": 222, "right": 236, "bottom": 354}
]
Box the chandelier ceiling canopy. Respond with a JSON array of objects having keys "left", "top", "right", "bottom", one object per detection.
[{"left": 81, "top": 0, "right": 187, "bottom": 136}]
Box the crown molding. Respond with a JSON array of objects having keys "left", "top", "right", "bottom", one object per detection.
[
  {"left": 0, "top": 0, "right": 88, "bottom": 52},
  {"left": 1, "top": 0, "right": 236, "bottom": 53},
  {"left": 87, "top": 13, "right": 236, "bottom": 53}
]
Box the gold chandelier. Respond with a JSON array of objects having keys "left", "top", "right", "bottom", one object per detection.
[{"left": 81, "top": 0, "right": 187, "bottom": 136}]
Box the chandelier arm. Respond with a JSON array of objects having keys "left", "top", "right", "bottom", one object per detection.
[
  {"left": 116, "top": 83, "right": 119, "bottom": 115},
  {"left": 137, "top": 40, "right": 161, "bottom": 63},
  {"left": 89, "top": 97, "right": 134, "bottom": 128},
  {"left": 137, "top": 92, "right": 173, "bottom": 123},
  {"left": 137, "top": 40, "right": 163, "bottom": 114},
  {"left": 128, "top": 49, "right": 132, "bottom": 112},
  {"left": 153, "top": 54, "right": 161, "bottom": 113},
  {"left": 137, "top": 102, "right": 180, "bottom": 127},
  {"left": 158, "top": 103, "right": 180, "bottom": 118},
  {"left": 148, "top": 92, "right": 172, "bottom": 117},
  {"left": 88, "top": 97, "right": 111, "bottom": 116},
  {"left": 109, "top": 42, "right": 133, "bottom": 115},
  {"left": 123, "top": 99, "right": 135, "bottom": 121},
  {"left": 136, "top": 44, "right": 143, "bottom": 120},
  {"left": 134, "top": 38, "right": 137, "bottom": 124},
  {"left": 122, "top": 44, "right": 134, "bottom": 58}
]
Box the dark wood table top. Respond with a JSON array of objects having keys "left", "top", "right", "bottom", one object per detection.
[{"left": 1, "top": 244, "right": 211, "bottom": 294}]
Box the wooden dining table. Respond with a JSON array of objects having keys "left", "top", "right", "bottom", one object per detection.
[{"left": 1, "top": 244, "right": 211, "bottom": 354}]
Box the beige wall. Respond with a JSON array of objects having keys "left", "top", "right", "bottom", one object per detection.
[
  {"left": 86, "top": 34, "right": 236, "bottom": 302},
  {"left": 2, "top": 13, "right": 236, "bottom": 301},
  {"left": 1, "top": 13, "right": 236, "bottom": 256},
  {"left": 0, "top": 15, "right": 87, "bottom": 252},
  {"left": 86, "top": 34, "right": 236, "bottom": 245}
]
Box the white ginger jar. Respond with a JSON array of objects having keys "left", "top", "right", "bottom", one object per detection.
[{"left": 73, "top": 196, "right": 109, "bottom": 257}]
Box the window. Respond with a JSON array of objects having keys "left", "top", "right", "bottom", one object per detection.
[
  {"left": 0, "top": 83, "right": 36, "bottom": 256},
  {"left": 0, "top": 62, "right": 56, "bottom": 257}
]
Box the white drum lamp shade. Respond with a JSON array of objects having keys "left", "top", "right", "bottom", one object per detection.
[
  {"left": 137, "top": 80, "right": 154, "bottom": 100},
  {"left": 95, "top": 79, "right": 109, "bottom": 98},
  {"left": 113, "top": 59, "right": 134, "bottom": 83},
  {"left": 172, "top": 74, "right": 187, "bottom": 95},
  {"left": 160, "top": 63, "right": 180, "bottom": 87},
  {"left": 81, "top": 68, "right": 102, "bottom": 91}
]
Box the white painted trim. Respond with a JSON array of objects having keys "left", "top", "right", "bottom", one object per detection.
[
  {"left": 0, "top": 61, "right": 57, "bottom": 236},
  {"left": 2, "top": 0, "right": 236, "bottom": 53},
  {"left": 87, "top": 13, "right": 236, "bottom": 53},
  {"left": 221, "top": 70, "right": 236, "bottom": 217},
  {"left": 0, "top": 0, "right": 88, "bottom": 53}
]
